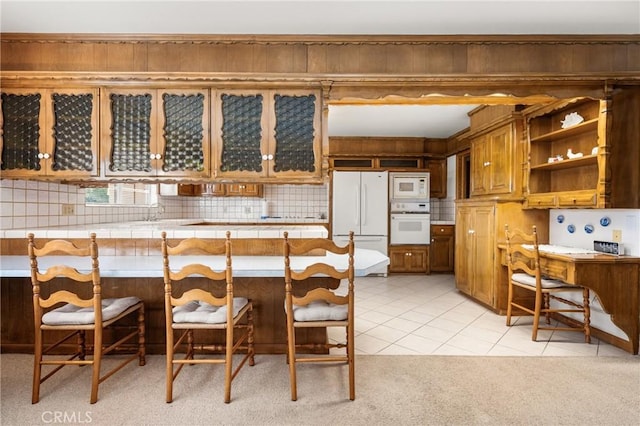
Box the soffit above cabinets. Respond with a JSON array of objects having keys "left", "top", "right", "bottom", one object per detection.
[{"left": 328, "top": 105, "right": 479, "bottom": 138}]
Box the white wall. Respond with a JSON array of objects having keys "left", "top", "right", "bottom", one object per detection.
[
  {"left": 548, "top": 208, "right": 640, "bottom": 340},
  {"left": 549, "top": 209, "right": 640, "bottom": 256}
]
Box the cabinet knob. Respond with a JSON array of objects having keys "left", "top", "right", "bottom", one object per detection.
[
  {"left": 267, "top": 154, "right": 274, "bottom": 160},
  {"left": 262, "top": 154, "right": 268, "bottom": 161},
  {"left": 484, "top": 161, "right": 491, "bottom": 167},
  {"left": 468, "top": 230, "right": 475, "bottom": 234},
  {"left": 38, "top": 152, "right": 50, "bottom": 159}
]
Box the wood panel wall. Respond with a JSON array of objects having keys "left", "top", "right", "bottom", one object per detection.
[{"left": 2, "top": 34, "right": 640, "bottom": 100}]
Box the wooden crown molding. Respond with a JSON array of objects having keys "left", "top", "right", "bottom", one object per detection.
[{"left": 2, "top": 33, "right": 639, "bottom": 46}]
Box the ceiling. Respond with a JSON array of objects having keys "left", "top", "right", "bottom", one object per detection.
[{"left": 2, "top": 1, "right": 638, "bottom": 138}]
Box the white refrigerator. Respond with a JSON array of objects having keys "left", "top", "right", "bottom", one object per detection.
[{"left": 332, "top": 171, "right": 389, "bottom": 274}]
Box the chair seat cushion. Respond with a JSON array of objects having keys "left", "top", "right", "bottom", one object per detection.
[
  {"left": 290, "top": 300, "right": 348, "bottom": 322},
  {"left": 42, "top": 296, "right": 141, "bottom": 325},
  {"left": 173, "top": 297, "right": 249, "bottom": 324},
  {"left": 511, "top": 272, "right": 568, "bottom": 289}
]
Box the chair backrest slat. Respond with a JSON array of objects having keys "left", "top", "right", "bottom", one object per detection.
[
  {"left": 161, "top": 231, "right": 233, "bottom": 310},
  {"left": 504, "top": 225, "right": 541, "bottom": 281},
  {"left": 284, "top": 231, "right": 355, "bottom": 307},
  {"left": 28, "top": 233, "right": 102, "bottom": 322}
]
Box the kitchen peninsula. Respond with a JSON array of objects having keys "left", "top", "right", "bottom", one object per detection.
[{"left": 0, "top": 220, "right": 389, "bottom": 354}]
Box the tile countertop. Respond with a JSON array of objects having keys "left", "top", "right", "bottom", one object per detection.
[
  {"left": 0, "top": 249, "right": 389, "bottom": 278},
  {"left": 0, "top": 219, "right": 329, "bottom": 239},
  {"left": 431, "top": 221, "right": 455, "bottom": 225}
]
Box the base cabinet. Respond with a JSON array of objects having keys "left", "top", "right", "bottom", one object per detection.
[
  {"left": 455, "top": 201, "right": 548, "bottom": 311},
  {"left": 430, "top": 225, "right": 454, "bottom": 272},
  {"left": 389, "top": 245, "right": 429, "bottom": 273}
]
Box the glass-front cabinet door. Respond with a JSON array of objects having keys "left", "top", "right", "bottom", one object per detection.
[
  {"left": 1, "top": 88, "right": 99, "bottom": 178},
  {"left": 102, "top": 88, "right": 210, "bottom": 178},
  {"left": 214, "top": 89, "right": 321, "bottom": 180}
]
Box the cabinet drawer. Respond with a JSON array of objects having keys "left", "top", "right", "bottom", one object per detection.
[
  {"left": 526, "top": 193, "right": 557, "bottom": 208},
  {"left": 557, "top": 191, "right": 597, "bottom": 207},
  {"left": 431, "top": 225, "right": 454, "bottom": 236}
]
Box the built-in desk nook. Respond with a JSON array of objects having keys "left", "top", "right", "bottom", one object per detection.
[
  {"left": 0, "top": 222, "right": 389, "bottom": 354},
  {"left": 498, "top": 244, "right": 640, "bottom": 354}
]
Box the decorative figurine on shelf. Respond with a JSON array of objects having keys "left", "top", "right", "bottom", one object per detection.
[
  {"left": 561, "top": 112, "right": 584, "bottom": 129},
  {"left": 591, "top": 146, "right": 599, "bottom": 155},
  {"left": 567, "top": 149, "right": 583, "bottom": 159}
]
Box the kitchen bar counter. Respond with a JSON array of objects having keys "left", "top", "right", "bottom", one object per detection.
[
  {"left": 0, "top": 249, "right": 388, "bottom": 278},
  {"left": 0, "top": 219, "right": 328, "bottom": 240},
  {"left": 1, "top": 233, "right": 388, "bottom": 354}
]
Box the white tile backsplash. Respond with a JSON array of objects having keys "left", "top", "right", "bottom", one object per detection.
[{"left": 0, "top": 180, "right": 329, "bottom": 230}]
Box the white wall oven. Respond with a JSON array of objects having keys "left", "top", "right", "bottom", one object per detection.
[
  {"left": 389, "top": 201, "right": 431, "bottom": 245},
  {"left": 390, "top": 213, "right": 431, "bottom": 244}
]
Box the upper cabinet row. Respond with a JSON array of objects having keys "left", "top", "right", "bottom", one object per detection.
[{"left": 0, "top": 87, "right": 322, "bottom": 182}]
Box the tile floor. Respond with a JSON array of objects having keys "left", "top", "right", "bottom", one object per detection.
[{"left": 328, "top": 273, "right": 636, "bottom": 357}]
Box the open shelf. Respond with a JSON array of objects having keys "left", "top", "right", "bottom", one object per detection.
[
  {"left": 529, "top": 118, "right": 599, "bottom": 144},
  {"left": 530, "top": 154, "right": 597, "bottom": 171}
]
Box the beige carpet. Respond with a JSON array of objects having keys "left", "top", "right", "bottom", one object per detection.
[{"left": 1, "top": 354, "right": 639, "bottom": 425}]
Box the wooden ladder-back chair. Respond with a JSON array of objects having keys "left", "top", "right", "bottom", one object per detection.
[
  {"left": 161, "top": 231, "right": 255, "bottom": 403},
  {"left": 283, "top": 230, "right": 355, "bottom": 401},
  {"left": 28, "top": 233, "right": 146, "bottom": 404},
  {"left": 504, "top": 225, "right": 591, "bottom": 343}
]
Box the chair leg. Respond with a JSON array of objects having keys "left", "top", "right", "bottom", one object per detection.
[
  {"left": 90, "top": 328, "right": 102, "bottom": 404},
  {"left": 224, "top": 323, "right": 233, "bottom": 403},
  {"left": 532, "top": 291, "right": 543, "bottom": 341},
  {"left": 543, "top": 294, "right": 551, "bottom": 325},
  {"left": 247, "top": 302, "right": 255, "bottom": 367},
  {"left": 137, "top": 305, "right": 146, "bottom": 366},
  {"left": 347, "top": 324, "right": 355, "bottom": 401},
  {"left": 166, "top": 328, "right": 174, "bottom": 403},
  {"left": 78, "top": 330, "right": 86, "bottom": 361},
  {"left": 32, "top": 328, "right": 43, "bottom": 404},
  {"left": 287, "top": 325, "right": 297, "bottom": 401},
  {"left": 583, "top": 288, "right": 592, "bottom": 343},
  {"left": 505, "top": 282, "right": 514, "bottom": 326}
]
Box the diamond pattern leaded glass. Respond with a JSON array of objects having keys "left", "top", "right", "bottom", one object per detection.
[
  {"left": 162, "top": 93, "right": 205, "bottom": 172},
  {"left": 109, "top": 93, "right": 153, "bottom": 172},
  {"left": 220, "top": 94, "right": 263, "bottom": 172},
  {"left": 1, "top": 93, "right": 41, "bottom": 171},
  {"left": 51, "top": 93, "right": 94, "bottom": 171},
  {"left": 273, "top": 94, "right": 316, "bottom": 172}
]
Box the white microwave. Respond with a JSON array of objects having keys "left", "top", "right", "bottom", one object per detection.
[{"left": 390, "top": 172, "right": 430, "bottom": 201}]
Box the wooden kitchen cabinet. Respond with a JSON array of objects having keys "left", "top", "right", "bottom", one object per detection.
[
  {"left": 177, "top": 183, "right": 262, "bottom": 197},
  {"left": 214, "top": 89, "right": 321, "bottom": 181},
  {"left": 101, "top": 88, "right": 210, "bottom": 178},
  {"left": 524, "top": 90, "right": 640, "bottom": 208},
  {"left": 430, "top": 225, "right": 454, "bottom": 272},
  {"left": 389, "top": 245, "right": 429, "bottom": 273},
  {"left": 455, "top": 200, "right": 548, "bottom": 311},
  {"left": 0, "top": 88, "right": 99, "bottom": 178},
  {"left": 427, "top": 158, "right": 446, "bottom": 198},
  {"left": 225, "top": 184, "right": 263, "bottom": 197},
  {"left": 470, "top": 119, "right": 520, "bottom": 198}
]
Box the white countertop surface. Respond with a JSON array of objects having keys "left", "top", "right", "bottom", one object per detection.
[
  {"left": 0, "top": 219, "right": 328, "bottom": 239},
  {"left": 0, "top": 248, "right": 389, "bottom": 278}
]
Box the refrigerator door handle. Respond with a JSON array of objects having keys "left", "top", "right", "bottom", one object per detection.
[
  {"left": 361, "top": 184, "right": 367, "bottom": 226},
  {"left": 355, "top": 185, "right": 360, "bottom": 226}
]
